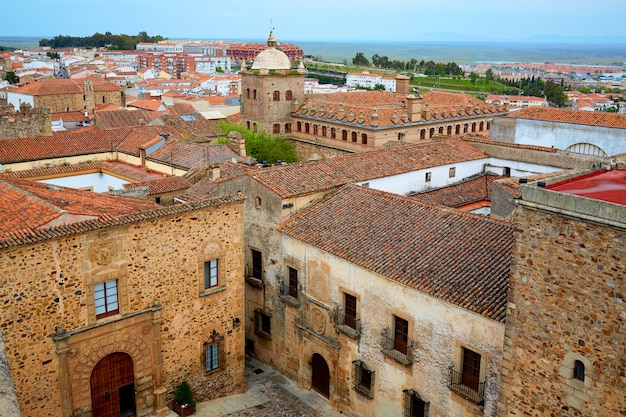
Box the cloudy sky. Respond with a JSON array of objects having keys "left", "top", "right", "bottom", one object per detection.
[{"left": 4, "top": 0, "right": 626, "bottom": 43}]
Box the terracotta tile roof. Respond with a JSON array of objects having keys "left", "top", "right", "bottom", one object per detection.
[
  {"left": 180, "top": 161, "right": 260, "bottom": 201},
  {"left": 148, "top": 141, "right": 241, "bottom": 170},
  {"left": 0, "top": 128, "right": 130, "bottom": 164},
  {"left": 296, "top": 90, "right": 502, "bottom": 128},
  {"left": 95, "top": 108, "right": 160, "bottom": 130},
  {"left": 0, "top": 178, "right": 161, "bottom": 239},
  {"left": 278, "top": 185, "right": 513, "bottom": 322},
  {"left": 253, "top": 139, "right": 488, "bottom": 198},
  {"left": 123, "top": 176, "right": 191, "bottom": 194},
  {"left": 412, "top": 174, "right": 500, "bottom": 207},
  {"left": 127, "top": 98, "right": 166, "bottom": 112},
  {"left": 13, "top": 77, "right": 121, "bottom": 96},
  {"left": 0, "top": 184, "right": 243, "bottom": 248},
  {"left": 508, "top": 107, "right": 626, "bottom": 129}
]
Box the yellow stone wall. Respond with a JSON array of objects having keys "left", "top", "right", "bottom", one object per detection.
[{"left": 0, "top": 199, "right": 245, "bottom": 416}]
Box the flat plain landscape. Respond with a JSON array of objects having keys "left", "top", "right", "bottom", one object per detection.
[{"left": 1, "top": 35, "right": 625, "bottom": 65}]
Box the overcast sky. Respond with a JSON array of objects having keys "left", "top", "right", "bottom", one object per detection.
[{"left": 4, "top": 0, "right": 626, "bottom": 43}]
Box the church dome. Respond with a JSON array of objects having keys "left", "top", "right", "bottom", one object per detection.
[{"left": 251, "top": 31, "right": 292, "bottom": 70}]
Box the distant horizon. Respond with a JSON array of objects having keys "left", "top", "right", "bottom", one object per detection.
[{"left": 2, "top": 0, "right": 625, "bottom": 46}]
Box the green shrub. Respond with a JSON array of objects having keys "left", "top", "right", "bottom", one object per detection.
[{"left": 175, "top": 381, "right": 195, "bottom": 407}]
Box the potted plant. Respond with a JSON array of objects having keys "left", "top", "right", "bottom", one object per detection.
[{"left": 172, "top": 380, "right": 196, "bottom": 416}]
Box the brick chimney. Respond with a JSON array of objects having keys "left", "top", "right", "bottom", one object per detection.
[
  {"left": 395, "top": 74, "right": 410, "bottom": 96},
  {"left": 406, "top": 95, "right": 422, "bottom": 122}
]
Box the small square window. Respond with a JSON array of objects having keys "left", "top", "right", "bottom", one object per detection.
[
  {"left": 449, "top": 167, "right": 456, "bottom": 178},
  {"left": 425, "top": 172, "right": 431, "bottom": 182},
  {"left": 204, "top": 259, "right": 218, "bottom": 289},
  {"left": 403, "top": 389, "right": 429, "bottom": 417}
]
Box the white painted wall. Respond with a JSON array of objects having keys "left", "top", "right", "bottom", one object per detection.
[
  {"left": 7, "top": 93, "right": 34, "bottom": 109},
  {"left": 38, "top": 173, "right": 128, "bottom": 192},
  {"left": 513, "top": 119, "right": 626, "bottom": 157}
]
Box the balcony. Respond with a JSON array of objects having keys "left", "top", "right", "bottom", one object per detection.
[
  {"left": 333, "top": 309, "right": 361, "bottom": 339},
  {"left": 278, "top": 280, "right": 299, "bottom": 306},
  {"left": 380, "top": 328, "right": 416, "bottom": 366},
  {"left": 447, "top": 366, "right": 485, "bottom": 405}
]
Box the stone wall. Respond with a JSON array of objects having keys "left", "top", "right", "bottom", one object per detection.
[
  {"left": 0, "top": 199, "right": 245, "bottom": 416},
  {"left": 34, "top": 89, "right": 123, "bottom": 114},
  {"left": 287, "top": 138, "right": 353, "bottom": 160},
  {"left": 0, "top": 103, "right": 51, "bottom": 139},
  {"left": 498, "top": 202, "right": 626, "bottom": 416}
]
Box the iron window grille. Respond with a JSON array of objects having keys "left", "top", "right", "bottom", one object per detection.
[
  {"left": 333, "top": 308, "right": 361, "bottom": 339},
  {"left": 447, "top": 347, "right": 485, "bottom": 404},
  {"left": 381, "top": 327, "right": 416, "bottom": 366},
  {"left": 353, "top": 360, "right": 374, "bottom": 398},
  {"left": 403, "top": 389, "right": 430, "bottom": 417}
]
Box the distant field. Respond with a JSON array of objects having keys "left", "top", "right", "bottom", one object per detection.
[
  {"left": 296, "top": 40, "right": 626, "bottom": 65},
  {"left": 2, "top": 35, "right": 625, "bottom": 66},
  {"left": 411, "top": 76, "right": 511, "bottom": 94}
]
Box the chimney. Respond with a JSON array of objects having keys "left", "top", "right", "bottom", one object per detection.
[
  {"left": 406, "top": 95, "right": 422, "bottom": 122},
  {"left": 395, "top": 74, "right": 410, "bottom": 96},
  {"left": 209, "top": 166, "right": 220, "bottom": 180}
]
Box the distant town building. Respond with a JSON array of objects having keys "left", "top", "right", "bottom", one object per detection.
[
  {"left": 345, "top": 70, "right": 397, "bottom": 92},
  {"left": 485, "top": 94, "right": 547, "bottom": 108}
]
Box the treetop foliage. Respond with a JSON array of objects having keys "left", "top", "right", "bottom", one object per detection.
[
  {"left": 39, "top": 31, "right": 166, "bottom": 50},
  {"left": 218, "top": 121, "right": 300, "bottom": 164}
]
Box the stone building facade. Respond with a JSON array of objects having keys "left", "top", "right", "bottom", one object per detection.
[
  {"left": 240, "top": 32, "right": 306, "bottom": 135},
  {"left": 7, "top": 78, "right": 124, "bottom": 116},
  {"left": 0, "top": 194, "right": 246, "bottom": 417},
  {"left": 497, "top": 171, "right": 626, "bottom": 416},
  {"left": 241, "top": 33, "right": 507, "bottom": 153},
  {"left": 272, "top": 185, "right": 513, "bottom": 417}
]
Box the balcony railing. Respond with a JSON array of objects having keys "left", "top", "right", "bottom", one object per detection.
[
  {"left": 380, "top": 328, "right": 415, "bottom": 366},
  {"left": 333, "top": 309, "right": 361, "bottom": 339},
  {"left": 278, "top": 280, "right": 299, "bottom": 306},
  {"left": 447, "top": 366, "right": 485, "bottom": 405}
]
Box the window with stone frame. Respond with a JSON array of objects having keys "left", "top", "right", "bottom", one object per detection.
[
  {"left": 251, "top": 249, "right": 262, "bottom": 279},
  {"left": 403, "top": 389, "right": 430, "bottom": 417},
  {"left": 285, "top": 123, "right": 292, "bottom": 133},
  {"left": 204, "top": 259, "right": 218, "bottom": 290},
  {"left": 273, "top": 124, "right": 280, "bottom": 134},
  {"left": 94, "top": 279, "right": 119, "bottom": 319},
  {"left": 255, "top": 309, "right": 271, "bottom": 339},
  {"left": 273, "top": 90, "right": 280, "bottom": 101},
  {"left": 288, "top": 267, "right": 298, "bottom": 299},
  {"left": 203, "top": 330, "right": 224, "bottom": 373},
  {"left": 285, "top": 90, "right": 293, "bottom": 101},
  {"left": 449, "top": 167, "right": 456, "bottom": 178},
  {"left": 394, "top": 316, "right": 409, "bottom": 355},
  {"left": 353, "top": 360, "right": 375, "bottom": 398},
  {"left": 574, "top": 360, "right": 585, "bottom": 381}
]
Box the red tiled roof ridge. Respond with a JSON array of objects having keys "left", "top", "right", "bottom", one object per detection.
[
  {"left": 0, "top": 193, "right": 244, "bottom": 249},
  {"left": 0, "top": 178, "right": 63, "bottom": 215},
  {"left": 278, "top": 184, "right": 513, "bottom": 322},
  {"left": 253, "top": 139, "right": 489, "bottom": 199},
  {"left": 508, "top": 107, "right": 626, "bottom": 129}
]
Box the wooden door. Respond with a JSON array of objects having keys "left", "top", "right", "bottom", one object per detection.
[
  {"left": 91, "top": 352, "right": 136, "bottom": 417},
  {"left": 462, "top": 348, "right": 481, "bottom": 390},
  {"left": 311, "top": 353, "right": 330, "bottom": 398}
]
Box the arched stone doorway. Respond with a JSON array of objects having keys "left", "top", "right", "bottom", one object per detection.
[
  {"left": 311, "top": 353, "right": 330, "bottom": 398},
  {"left": 90, "top": 352, "right": 136, "bottom": 417}
]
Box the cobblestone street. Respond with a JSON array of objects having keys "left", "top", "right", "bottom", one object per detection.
[{"left": 167, "top": 356, "right": 342, "bottom": 417}]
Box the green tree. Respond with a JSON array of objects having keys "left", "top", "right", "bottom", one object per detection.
[
  {"left": 5, "top": 71, "right": 19, "bottom": 84},
  {"left": 485, "top": 69, "right": 494, "bottom": 81},
  {"left": 470, "top": 72, "right": 478, "bottom": 83},
  {"left": 219, "top": 121, "right": 300, "bottom": 164},
  {"left": 544, "top": 80, "right": 568, "bottom": 107},
  {"left": 352, "top": 52, "right": 370, "bottom": 67},
  {"left": 373, "top": 83, "right": 385, "bottom": 90}
]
